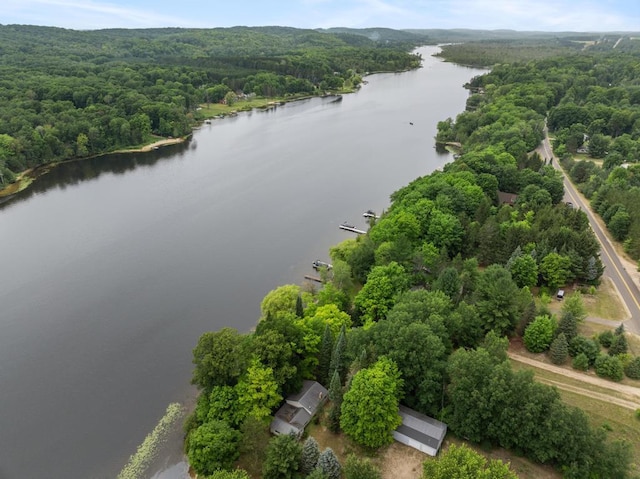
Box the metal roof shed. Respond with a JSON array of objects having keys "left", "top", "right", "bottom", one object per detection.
[{"left": 393, "top": 405, "right": 447, "bottom": 456}]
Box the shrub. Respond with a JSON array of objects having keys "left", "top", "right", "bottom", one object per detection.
[
  {"left": 597, "top": 330, "right": 614, "bottom": 348},
  {"left": 624, "top": 357, "right": 640, "bottom": 380},
  {"left": 572, "top": 353, "right": 590, "bottom": 371},
  {"left": 595, "top": 354, "right": 624, "bottom": 381},
  {"left": 523, "top": 315, "right": 557, "bottom": 353},
  {"left": 343, "top": 454, "right": 382, "bottom": 479},
  {"left": 569, "top": 336, "right": 599, "bottom": 365}
]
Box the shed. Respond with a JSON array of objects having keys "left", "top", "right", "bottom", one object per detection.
[
  {"left": 393, "top": 405, "right": 447, "bottom": 456},
  {"left": 270, "top": 380, "right": 328, "bottom": 437}
]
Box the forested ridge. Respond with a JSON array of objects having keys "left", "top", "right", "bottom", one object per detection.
[
  {"left": 186, "top": 44, "right": 639, "bottom": 479},
  {"left": 0, "top": 25, "right": 424, "bottom": 185}
]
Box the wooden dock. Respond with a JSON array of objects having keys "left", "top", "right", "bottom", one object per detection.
[
  {"left": 304, "top": 274, "right": 323, "bottom": 283},
  {"left": 339, "top": 223, "right": 367, "bottom": 234}
]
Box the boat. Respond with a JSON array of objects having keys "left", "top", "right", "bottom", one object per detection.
[
  {"left": 363, "top": 210, "right": 377, "bottom": 219},
  {"left": 312, "top": 260, "right": 333, "bottom": 270},
  {"left": 341, "top": 222, "right": 356, "bottom": 229}
]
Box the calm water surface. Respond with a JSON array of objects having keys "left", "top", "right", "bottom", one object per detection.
[{"left": 0, "top": 47, "right": 485, "bottom": 479}]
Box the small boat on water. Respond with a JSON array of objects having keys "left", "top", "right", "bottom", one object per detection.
[
  {"left": 341, "top": 222, "right": 356, "bottom": 229},
  {"left": 312, "top": 260, "right": 333, "bottom": 270},
  {"left": 363, "top": 210, "right": 377, "bottom": 219}
]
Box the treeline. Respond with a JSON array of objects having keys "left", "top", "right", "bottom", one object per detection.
[
  {"left": 0, "top": 25, "right": 423, "bottom": 184},
  {"left": 184, "top": 48, "right": 637, "bottom": 477}
]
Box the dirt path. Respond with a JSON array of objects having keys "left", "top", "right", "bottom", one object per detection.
[
  {"left": 535, "top": 377, "right": 640, "bottom": 410},
  {"left": 508, "top": 352, "right": 640, "bottom": 404}
]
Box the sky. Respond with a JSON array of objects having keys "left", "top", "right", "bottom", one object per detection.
[{"left": 2, "top": 0, "right": 640, "bottom": 32}]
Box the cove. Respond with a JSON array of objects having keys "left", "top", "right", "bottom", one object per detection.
[{"left": 0, "top": 46, "right": 485, "bottom": 479}]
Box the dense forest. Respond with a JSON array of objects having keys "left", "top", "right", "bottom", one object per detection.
[
  {"left": 185, "top": 42, "right": 640, "bottom": 479},
  {"left": 0, "top": 25, "right": 425, "bottom": 185},
  {"left": 440, "top": 48, "right": 640, "bottom": 260}
]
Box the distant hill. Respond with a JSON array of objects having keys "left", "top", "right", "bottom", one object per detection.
[
  {"left": 317, "top": 27, "right": 433, "bottom": 47},
  {"left": 404, "top": 28, "right": 640, "bottom": 43}
]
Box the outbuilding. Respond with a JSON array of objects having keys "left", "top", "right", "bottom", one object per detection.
[{"left": 393, "top": 405, "right": 447, "bottom": 456}]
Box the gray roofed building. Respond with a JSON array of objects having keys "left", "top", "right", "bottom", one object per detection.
[
  {"left": 270, "top": 380, "right": 328, "bottom": 437},
  {"left": 393, "top": 405, "right": 447, "bottom": 456}
]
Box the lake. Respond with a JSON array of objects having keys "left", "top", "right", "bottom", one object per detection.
[{"left": 0, "top": 46, "right": 485, "bottom": 479}]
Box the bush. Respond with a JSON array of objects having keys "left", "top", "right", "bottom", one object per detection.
[
  {"left": 597, "top": 330, "right": 614, "bottom": 348},
  {"left": 572, "top": 353, "right": 590, "bottom": 371},
  {"left": 343, "top": 454, "right": 382, "bottom": 479},
  {"left": 523, "top": 315, "right": 557, "bottom": 353},
  {"left": 569, "top": 336, "right": 599, "bottom": 365},
  {"left": 624, "top": 357, "right": 640, "bottom": 380},
  {"left": 595, "top": 354, "right": 624, "bottom": 381}
]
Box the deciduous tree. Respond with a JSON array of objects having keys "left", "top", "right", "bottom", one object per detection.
[{"left": 340, "top": 357, "right": 403, "bottom": 449}]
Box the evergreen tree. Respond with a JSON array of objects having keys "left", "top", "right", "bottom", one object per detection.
[
  {"left": 317, "top": 448, "right": 341, "bottom": 479},
  {"left": 615, "top": 323, "right": 626, "bottom": 336},
  {"left": 327, "top": 370, "right": 343, "bottom": 433},
  {"left": 557, "top": 311, "right": 578, "bottom": 341},
  {"left": 296, "top": 294, "right": 304, "bottom": 318},
  {"left": 549, "top": 333, "right": 569, "bottom": 365},
  {"left": 609, "top": 333, "right": 628, "bottom": 356},
  {"left": 624, "top": 357, "right": 640, "bottom": 380},
  {"left": 330, "top": 324, "right": 346, "bottom": 379},
  {"left": 300, "top": 436, "right": 320, "bottom": 475},
  {"left": 317, "top": 325, "right": 334, "bottom": 386}
]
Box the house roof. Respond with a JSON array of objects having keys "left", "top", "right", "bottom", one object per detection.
[
  {"left": 286, "top": 380, "right": 328, "bottom": 415},
  {"left": 270, "top": 381, "right": 327, "bottom": 436},
  {"left": 497, "top": 191, "right": 518, "bottom": 205},
  {"left": 395, "top": 405, "right": 447, "bottom": 451}
]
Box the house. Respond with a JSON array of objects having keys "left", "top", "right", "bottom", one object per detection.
[
  {"left": 393, "top": 405, "right": 447, "bottom": 456},
  {"left": 497, "top": 191, "right": 518, "bottom": 206},
  {"left": 270, "top": 380, "right": 328, "bottom": 437}
]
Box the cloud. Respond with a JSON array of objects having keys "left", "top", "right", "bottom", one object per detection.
[{"left": 2, "top": 0, "right": 201, "bottom": 29}]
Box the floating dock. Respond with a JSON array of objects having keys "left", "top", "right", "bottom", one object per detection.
[
  {"left": 339, "top": 223, "right": 367, "bottom": 234},
  {"left": 304, "top": 275, "right": 323, "bottom": 283}
]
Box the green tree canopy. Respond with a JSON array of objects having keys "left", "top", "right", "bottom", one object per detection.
[
  {"left": 186, "top": 420, "right": 241, "bottom": 476},
  {"left": 422, "top": 444, "right": 518, "bottom": 479},
  {"left": 340, "top": 357, "right": 403, "bottom": 449}
]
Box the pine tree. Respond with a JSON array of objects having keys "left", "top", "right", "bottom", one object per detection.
[
  {"left": 300, "top": 436, "right": 320, "bottom": 475},
  {"left": 549, "top": 332, "right": 569, "bottom": 365},
  {"left": 295, "top": 294, "right": 304, "bottom": 318},
  {"left": 557, "top": 311, "right": 578, "bottom": 341},
  {"left": 615, "top": 323, "right": 626, "bottom": 336},
  {"left": 317, "top": 448, "right": 341, "bottom": 479},
  {"left": 609, "top": 333, "right": 628, "bottom": 356},
  {"left": 330, "top": 324, "right": 346, "bottom": 379},
  {"left": 327, "top": 370, "right": 343, "bottom": 433},
  {"left": 317, "top": 325, "right": 334, "bottom": 386}
]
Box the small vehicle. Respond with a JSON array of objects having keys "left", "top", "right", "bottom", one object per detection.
[{"left": 312, "top": 260, "right": 332, "bottom": 270}]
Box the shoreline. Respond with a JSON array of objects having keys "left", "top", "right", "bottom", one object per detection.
[
  {"left": 0, "top": 136, "right": 189, "bottom": 199},
  {"left": 0, "top": 92, "right": 350, "bottom": 200}
]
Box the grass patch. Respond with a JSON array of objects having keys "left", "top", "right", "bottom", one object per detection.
[{"left": 582, "top": 277, "right": 628, "bottom": 321}]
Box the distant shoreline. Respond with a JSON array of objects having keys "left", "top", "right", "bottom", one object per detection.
[{"left": 0, "top": 135, "right": 188, "bottom": 199}]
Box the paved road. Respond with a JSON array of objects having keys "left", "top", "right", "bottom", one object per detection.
[{"left": 540, "top": 129, "right": 640, "bottom": 333}]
